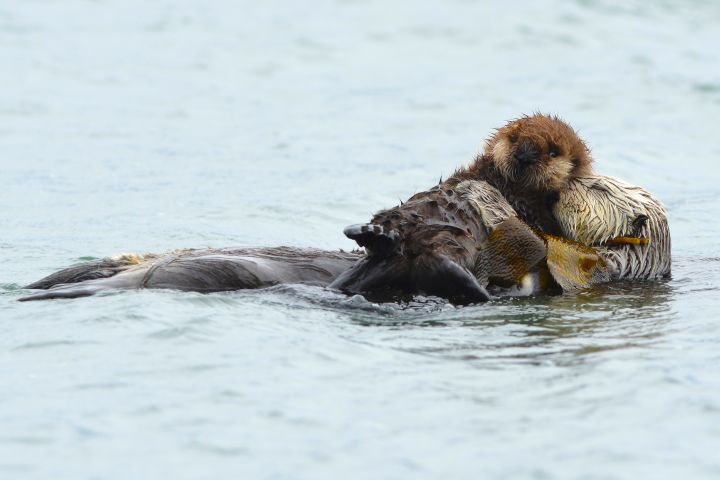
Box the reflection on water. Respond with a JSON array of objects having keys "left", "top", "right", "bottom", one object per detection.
[{"left": 330, "top": 279, "right": 675, "bottom": 367}]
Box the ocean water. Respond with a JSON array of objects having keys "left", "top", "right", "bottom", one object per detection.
[{"left": 2, "top": 0, "right": 720, "bottom": 478}]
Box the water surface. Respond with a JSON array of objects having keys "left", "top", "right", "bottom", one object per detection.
[{"left": 2, "top": 1, "right": 720, "bottom": 478}]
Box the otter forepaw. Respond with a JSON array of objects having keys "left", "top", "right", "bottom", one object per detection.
[{"left": 343, "top": 223, "right": 400, "bottom": 257}]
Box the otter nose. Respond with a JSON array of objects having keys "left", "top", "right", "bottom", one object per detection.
[{"left": 514, "top": 140, "right": 539, "bottom": 167}]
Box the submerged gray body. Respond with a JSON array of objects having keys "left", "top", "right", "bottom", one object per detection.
[{"left": 20, "top": 247, "right": 363, "bottom": 301}]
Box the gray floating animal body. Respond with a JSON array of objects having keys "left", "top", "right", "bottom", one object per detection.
[{"left": 19, "top": 247, "right": 362, "bottom": 301}]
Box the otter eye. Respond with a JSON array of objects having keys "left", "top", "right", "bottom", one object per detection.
[{"left": 548, "top": 144, "right": 560, "bottom": 158}]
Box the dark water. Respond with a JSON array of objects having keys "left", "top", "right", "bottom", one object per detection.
[{"left": 2, "top": 1, "right": 720, "bottom": 478}]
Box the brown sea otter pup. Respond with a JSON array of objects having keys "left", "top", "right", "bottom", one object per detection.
[{"left": 454, "top": 113, "right": 593, "bottom": 233}]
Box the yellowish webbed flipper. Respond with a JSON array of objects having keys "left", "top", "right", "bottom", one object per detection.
[
  {"left": 476, "top": 217, "right": 547, "bottom": 287},
  {"left": 543, "top": 235, "right": 610, "bottom": 290}
]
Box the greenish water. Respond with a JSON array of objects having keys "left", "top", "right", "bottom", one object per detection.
[{"left": 2, "top": 1, "right": 720, "bottom": 478}]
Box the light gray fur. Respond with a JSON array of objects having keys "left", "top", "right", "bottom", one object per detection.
[
  {"left": 554, "top": 175, "right": 671, "bottom": 280},
  {"left": 456, "top": 179, "right": 517, "bottom": 228}
]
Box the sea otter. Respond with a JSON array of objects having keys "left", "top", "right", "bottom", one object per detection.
[
  {"left": 453, "top": 113, "right": 593, "bottom": 233},
  {"left": 20, "top": 115, "right": 668, "bottom": 302},
  {"left": 19, "top": 177, "right": 667, "bottom": 303},
  {"left": 18, "top": 247, "right": 363, "bottom": 301},
  {"left": 553, "top": 175, "right": 671, "bottom": 279}
]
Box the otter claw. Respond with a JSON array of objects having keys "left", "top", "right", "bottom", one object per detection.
[{"left": 343, "top": 223, "right": 400, "bottom": 256}]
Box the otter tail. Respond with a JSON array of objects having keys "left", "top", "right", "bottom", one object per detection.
[
  {"left": 18, "top": 266, "right": 150, "bottom": 301},
  {"left": 18, "top": 282, "right": 120, "bottom": 301}
]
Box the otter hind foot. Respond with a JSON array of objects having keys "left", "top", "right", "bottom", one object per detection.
[
  {"left": 343, "top": 223, "right": 400, "bottom": 257},
  {"left": 18, "top": 283, "right": 107, "bottom": 301},
  {"left": 329, "top": 254, "right": 489, "bottom": 305},
  {"left": 413, "top": 256, "right": 490, "bottom": 305}
]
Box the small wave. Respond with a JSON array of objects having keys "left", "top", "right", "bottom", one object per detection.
[
  {"left": 249, "top": 283, "right": 458, "bottom": 318},
  {"left": 12, "top": 339, "right": 98, "bottom": 351},
  {"left": 185, "top": 440, "right": 248, "bottom": 457}
]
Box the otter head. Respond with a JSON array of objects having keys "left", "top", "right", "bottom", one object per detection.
[{"left": 484, "top": 113, "right": 592, "bottom": 192}]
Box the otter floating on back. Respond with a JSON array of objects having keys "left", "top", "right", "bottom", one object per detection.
[
  {"left": 19, "top": 114, "right": 670, "bottom": 302},
  {"left": 21, "top": 173, "right": 669, "bottom": 303},
  {"left": 19, "top": 247, "right": 363, "bottom": 301}
]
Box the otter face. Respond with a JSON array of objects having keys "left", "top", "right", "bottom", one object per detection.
[{"left": 485, "top": 114, "right": 592, "bottom": 192}]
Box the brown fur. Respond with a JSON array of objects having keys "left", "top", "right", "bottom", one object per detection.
[{"left": 452, "top": 113, "right": 593, "bottom": 233}]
